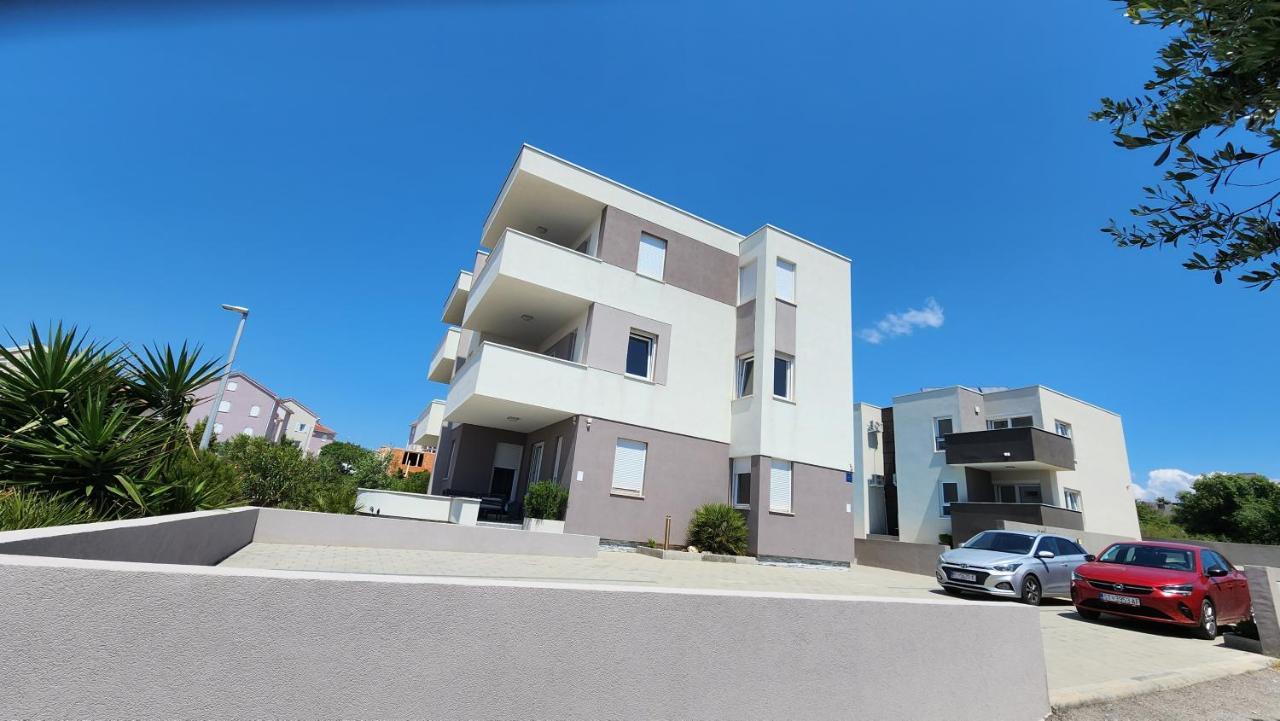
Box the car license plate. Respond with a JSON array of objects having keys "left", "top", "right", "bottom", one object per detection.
[
  {"left": 951, "top": 571, "right": 977, "bottom": 582},
  {"left": 1100, "top": 592, "right": 1140, "bottom": 606}
]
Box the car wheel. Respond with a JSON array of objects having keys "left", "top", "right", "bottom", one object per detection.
[
  {"left": 1077, "top": 608, "right": 1101, "bottom": 621},
  {"left": 1020, "top": 575, "right": 1042, "bottom": 606},
  {"left": 1193, "top": 599, "right": 1217, "bottom": 640}
]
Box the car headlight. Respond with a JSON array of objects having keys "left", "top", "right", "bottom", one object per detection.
[
  {"left": 1159, "top": 584, "right": 1194, "bottom": 597},
  {"left": 1071, "top": 569, "right": 1085, "bottom": 582},
  {"left": 991, "top": 562, "right": 1022, "bottom": 573}
]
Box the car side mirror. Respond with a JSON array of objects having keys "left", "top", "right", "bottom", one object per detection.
[
  {"left": 1036, "top": 550, "right": 1055, "bottom": 559},
  {"left": 1084, "top": 555, "right": 1096, "bottom": 562},
  {"left": 1207, "top": 567, "right": 1229, "bottom": 578}
]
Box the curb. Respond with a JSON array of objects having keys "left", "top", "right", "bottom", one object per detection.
[{"left": 1049, "top": 655, "right": 1275, "bottom": 709}]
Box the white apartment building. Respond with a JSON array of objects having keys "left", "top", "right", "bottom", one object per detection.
[
  {"left": 419, "top": 145, "right": 855, "bottom": 562},
  {"left": 853, "top": 386, "right": 1140, "bottom": 546}
]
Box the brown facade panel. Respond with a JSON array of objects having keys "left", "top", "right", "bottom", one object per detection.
[{"left": 597, "top": 206, "right": 737, "bottom": 305}]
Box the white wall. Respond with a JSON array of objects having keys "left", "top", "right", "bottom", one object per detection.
[
  {"left": 851, "top": 403, "right": 886, "bottom": 538},
  {"left": 890, "top": 389, "right": 970, "bottom": 544}
]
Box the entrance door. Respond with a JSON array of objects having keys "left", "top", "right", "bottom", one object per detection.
[{"left": 489, "top": 442, "right": 524, "bottom": 510}]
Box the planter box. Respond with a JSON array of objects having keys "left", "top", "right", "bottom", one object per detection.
[
  {"left": 522, "top": 518, "right": 565, "bottom": 534},
  {"left": 702, "top": 552, "right": 757, "bottom": 565},
  {"left": 635, "top": 546, "right": 701, "bottom": 562},
  {"left": 356, "top": 489, "right": 480, "bottom": 526}
]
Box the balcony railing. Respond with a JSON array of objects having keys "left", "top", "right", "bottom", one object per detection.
[{"left": 944, "top": 426, "right": 1074, "bottom": 471}]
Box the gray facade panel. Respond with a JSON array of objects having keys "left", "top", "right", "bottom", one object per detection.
[
  {"left": 514, "top": 418, "right": 579, "bottom": 514},
  {"left": 583, "top": 304, "right": 671, "bottom": 385},
  {"left": 774, "top": 299, "right": 796, "bottom": 356},
  {"left": 750, "top": 459, "right": 854, "bottom": 563},
  {"left": 434, "top": 423, "right": 528, "bottom": 497},
  {"left": 735, "top": 300, "right": 755, "bottom": 356},
  {"left": 563, "top": 416, "right": 728, "bottom": 546},
  {"left": 854, "top": 538, "right": 948, "bottom": 576},
  {"left": 597, "top": 206, "right": 736, "bottom": 305}
]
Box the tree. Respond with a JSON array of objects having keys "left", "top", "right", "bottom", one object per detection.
[
  {"left": 1172, "top": 472, "right": 1280, "bottom": 543},
  {"left": 317, "top": 441, "right": 369, "bottom": 468},
  {"left": 1094, "top": 1, "right": 1280, "bottom": 290}
]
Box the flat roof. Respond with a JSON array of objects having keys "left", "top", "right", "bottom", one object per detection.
[{"left": 888, "top": 384, "right": 1121, "bottom": 418}]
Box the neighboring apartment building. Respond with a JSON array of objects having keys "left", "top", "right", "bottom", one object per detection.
[
  {"left": 280, "top": 398, "right": 330, "bottom": 457},
  {"left": 186, "top": 373, "right": 337, "bottom": 450},
  {"left": 382, "top": 446, "right": 436, "bottom": 476},
  {"left": 421, "top": 145, "right": 855, "bottom": 562},
  {"left": 853, "top": 386, "right": 1140, "bottom": 546}
]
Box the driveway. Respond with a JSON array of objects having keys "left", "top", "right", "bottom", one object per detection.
[{"left": 222, "top": 543, "right": 1272, "bottom": 707}]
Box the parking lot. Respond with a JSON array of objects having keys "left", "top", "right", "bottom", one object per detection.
[{"left": 221, "top": 543, "right": 1273, "bottom": 707}]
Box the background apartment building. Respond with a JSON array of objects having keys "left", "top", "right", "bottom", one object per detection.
[
  {"left": 418, "top": 145, "right": 855, "bottom": 562},
  {"left": 853, "top": 386, "right": 1140, "bottom": 547},
  {"left": 186, "top": 372, "right": 335, "bottom": 452}
]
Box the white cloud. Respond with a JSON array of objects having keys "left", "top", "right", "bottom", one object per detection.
[
  {"left": 1132, "top": 468, "right": 1198, "bottom": 501},
  {"left": 859, "top": 298, "right": 945, "bottom": 344}
]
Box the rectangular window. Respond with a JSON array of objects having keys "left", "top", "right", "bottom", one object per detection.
[
  {"left": 625, "top": 333, "right": 655, "bottom": 379},
  {"left": 249, "top": 405, "right": 261, "bottom": 418},
  {"left": 775, "top": 258, "right": 796, "bottom": 303},
  {"left": 773, "top": 354, "right": 793, "bottom": 399},
  {"left": 552, "top": 436, "right": 563, "bottom": 482},
  {"left": 611, "top": 439, "right": 647, "bottom": 495},
  {"left": 769, "top": 459, "right": 792, "bottom": 513},
  {"left": 987, "top": 415, "right": 1034, "bottom": 430},
  {"left": 940, "top": 481, "right": 958, "bottom": 517},
  {"left": 1064, "top": 489, "right": 1082, "bottom": 512},
  {"left": 997, "top": 485, "right": 1017, "bottom": 503},
  {"left": 218, "top": 400, "right": 231, "bottom": 413},
  {"left": 1055, "top": 420, "right": 1073, "bottom": 438},
  {"left": 213, "top": 423, "right": 223, "bottom": 434},
  {"left": 738, "top": 261, "right": 757, "bottom": 304},
  {"left": 242, "top": 426, "right": 254, "bottom": 436},
  {"left": 731, "top": 457, "right": 751, "bottom": 508},
  {"left": 637, "top": 233, "right": 667, "bottom": 280},
  {"left": 226, "top": 381, "right": 238, "bottom": 391},
  {"left": 527, "top": 442, "right": 545, "bottom": 485},
  {"left": 297, "top": 423, "right": 307, "bottom": 432},
  {"left": 735, "top": 354, "right": 754, "bottom": 398},
  {"left": 934, "top": 417, "right": 953, "bottom": 451}
]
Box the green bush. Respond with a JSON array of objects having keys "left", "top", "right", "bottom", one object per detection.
[
  {"left": 387, "top": 471, "right": 431, "bottom": 495},
  {"left": 686, "top": 503, "right": 749, "bottom": 556},
  {"left": 524, "top": 480, "right": 569, "bottom": 520},
  {"left": 939, "top": 533, "right": 954, "bottom": 548},
  {"left": 0, "top": 488, "right": 97, "bottom": 531}
]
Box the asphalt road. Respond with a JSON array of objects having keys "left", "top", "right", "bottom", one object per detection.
[{"left": 1048, "top": 666, "right": 1280, "bottom": 721}]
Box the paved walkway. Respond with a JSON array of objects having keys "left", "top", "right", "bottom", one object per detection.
[{"left": 221, "top": 543, "right": 1273, "bottom": 707}]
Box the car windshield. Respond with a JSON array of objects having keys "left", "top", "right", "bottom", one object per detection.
[
  {"left": 962, "top": 532, "right": 1034, "bottom": 554},
  {"left": 1098, "top": 544, "right": 1194, "bottom": 571}
]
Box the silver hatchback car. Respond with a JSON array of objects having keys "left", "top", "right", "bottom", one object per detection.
[{"left": 936, "top": 530, "right": 1094, "bottom": 605}]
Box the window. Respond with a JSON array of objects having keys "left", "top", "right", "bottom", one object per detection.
[
  {"left": 738, "top": 261, "right": 757, "bottom": 304},
  {"left": 527, "top": 442, "right": 545, "bottom": 486},
  {"left": 213, "top": 423, "right": 223, "bottom": 434},
  {"left": 297, "top": 422, "right": 307, "bottom": 432},
  {"left": 934, "top": 417, "right": 953, "bottom": 451},
  {"left": 552, "top": 437, "right": 563, "bottom": 482},
  {"left": 773, "top": 354, "right": 793, "bottom": 399},
  {"left": 987, "top": 416, "right": 1033, "bottom": 430},
  {"left": 637, "top": 233, "right": 667, "bottom": 280},
  {"left": 775, "top": 258, "right": 796, "bottom": 303},
  {"left": 218, "top": 400, "right": 231, "bottom": 413},
  {"left": 226, "top": 381, "right": 238, "bottom": 391},
  {"left": 1099, "top": 544, "right": 1193, "bottom": 571},
  {"left": 402, "top": 451, "right": 423, "bottom": 467},
  {"left": 769, "top": 459, "right": 792, "bottom": 513},
  {"left": 731, "top": 458, "right": 751, "bottom": 508},
  {"left": 1055, "top": 420, "right": 1073, "bottom": 438},
  {"left": 735, "top": 354, "right": 754, "bottom": 398},
  {"left": 940, "top": 481, "right": 958, "bottom": 517},
  {"left": 963, "top": 531, "right": 1033, "bottom": 554},
  {"left": 625, "top": 333, "right": 655, "bottom": 379},
  {"left": 1064, "top": 488, "right": 1083, "bottom": 512},
  {"left": 611, "top": 439, "right": 647, "bottom": 495},
  {"left": 1203, "top": 550, "right": 1232, "bottom": 573},
  {"left": 249, "top": 405, "right": 261, "bottom": 418},
  {"left": 242, "top": 427, "right": 254, "bottom": 436}
]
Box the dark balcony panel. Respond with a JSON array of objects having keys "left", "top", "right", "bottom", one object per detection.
[
  {"left": 949, "top": 503, "right": 1084, "bottom": 548},
  {"left": 943, "top": 427, "right": 1074, "bottom": 471}
]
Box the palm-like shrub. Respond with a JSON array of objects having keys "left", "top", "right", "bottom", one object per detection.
[
  {"left": 524, "top": 480, "right": 569, "bottom": 520},
  {"left": 686, "top": 503, "right": 749, "bottom": 555}
]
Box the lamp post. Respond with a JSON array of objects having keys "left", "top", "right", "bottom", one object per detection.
[{"left": 199, "top": 304, "right": 250, "bottom": 450}]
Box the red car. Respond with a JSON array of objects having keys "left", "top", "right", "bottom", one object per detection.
[{"left": 1070, "top": 541, "right": 1252, "bottom": 639}]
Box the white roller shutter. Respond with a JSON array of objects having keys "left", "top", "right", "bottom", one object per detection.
[
  {"left": 776, "top": 259, "right": 796, "bottom": 303},
  {"left": 769, "top": 459, "right": 792, "bottom": 513},
  {"left": 612, "top": 439, "right": 647, "bottom": 494},
  {"left": 637, "top": 234, "right": 667, "bottom": 280}
]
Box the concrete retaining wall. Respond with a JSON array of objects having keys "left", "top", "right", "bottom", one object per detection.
[
  {"left": 1152, "top": 538, "right": 1280, "bottom": 568},
  {"left": 0, "top": 555, "right": 1050, "bottom": 720},
  {"left": 1246, "top": 565, "right": 1280, "bottom": 658},
  {"left": 999, "top": 521, "right": 1135, "bottom": 556},
  {"left": 0, "top": 508, "right": 258, "bottom": 565},
  {"left": 854, "top": 537, "right": 946, "bottom": 576},
  {"left": 254, "top": 507, "right": 599, "bottom": 558}
]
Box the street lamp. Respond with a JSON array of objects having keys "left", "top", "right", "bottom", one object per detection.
[{"left": 199, "top": 304, "right": 250, "bottom": 450}]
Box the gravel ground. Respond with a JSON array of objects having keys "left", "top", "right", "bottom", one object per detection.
[{"left": 1048, "top": 666, "right": 1280, "bottom": 721}]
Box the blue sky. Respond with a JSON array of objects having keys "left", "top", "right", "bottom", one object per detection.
[{"left": 1, "top": 1, "right": 1275, "bottom": 496}]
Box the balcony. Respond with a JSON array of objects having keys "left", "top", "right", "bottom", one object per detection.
[
  {"left": 445, "top": 341, "right": 587, "bottom": 433},
  {"left": 949, "top": 503, "right": 1084, "bottom": 548},
  {"left": 409, "top": 399, "right": 446, "bottom": 447},
  {"left": 440, "top": 270, "right": 473, "bottom": 325},
  {"left": 428, "top": 327, "right": 462, "bottom": 383},
  {"left": 944, "top": 427, "right": 1074, "bottom": 471}
]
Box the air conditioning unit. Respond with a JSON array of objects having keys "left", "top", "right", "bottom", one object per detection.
[
  {"left": 868, "top": 474, "right": 886, "bottom": 488},
  {"left": 867, "top": 420, "right": 883, "bottom": 434}
]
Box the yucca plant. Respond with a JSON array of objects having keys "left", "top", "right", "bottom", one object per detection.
[
  {"left": 686, "top": 503, "right": 749, "bottom": 556},
  {"left": 0, "top": 488, "right": 97, "bottom": 530}
]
